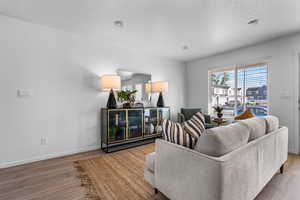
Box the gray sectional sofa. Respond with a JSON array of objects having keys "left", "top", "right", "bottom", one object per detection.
[{"left": 144, "top": 116, "right": 288, "bottom": 200}]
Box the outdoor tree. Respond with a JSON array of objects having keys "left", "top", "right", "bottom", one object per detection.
[
  {"left": 220, "top": 72, "right": 229, "bottom": 86},
  {"left": 211, "top": 73, "right": 219, "bottom": 85},
  {"left": 211, "top": 72, "right": 229, "bottom": 86}
]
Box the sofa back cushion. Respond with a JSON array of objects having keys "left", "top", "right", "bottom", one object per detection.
[
  {"left": 194, "top": 122, "right": 250, "bottom": 157},
  {"left": 264, "top": 115, "right": 279, "bottom": 133},
  {"left": 163, "top": 119, "right": 197, "bottom": 149},
  {"left": 239, "top": 117, "right": 267, "bottom": 141}
]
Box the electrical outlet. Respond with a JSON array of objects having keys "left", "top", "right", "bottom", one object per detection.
[{"left": 40, "top": 137, "right": 47, "bottom": 145}]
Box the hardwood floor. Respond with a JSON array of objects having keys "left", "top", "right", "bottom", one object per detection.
[
  {"left": 0, "top": 150, "right": 102, "bottom": 200},
  {"left": 0, "top": 148, "right": 300, "bottom": 200},
  {"left": 74, "top": 144, "right": 164, "bottom": 200},
  {"left": 255, "top": 154, "right": 300, "bottom": 200}
]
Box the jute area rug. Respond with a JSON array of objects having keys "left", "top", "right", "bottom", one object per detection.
[{"left": 74, "top": 143, "right": 167, "bottom": 200}]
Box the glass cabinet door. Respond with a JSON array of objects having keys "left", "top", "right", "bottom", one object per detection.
[
  {"left": 127, "top": 109, "right": 143, "bottom": 140},
  {"left": 108, "top": 110, "right": 126, "bottom": 143},
  {"left": 158, "top": 108, "right": 170, "bottom": 120},
  {"left": 156, "top": 108, "right": 170, "bottom": 134},
  {"left": 144, "top": 108, "right": 158, "bottom": 136}
]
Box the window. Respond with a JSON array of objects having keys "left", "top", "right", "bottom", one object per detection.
[
  {"left": 209, "top": 63, "right": 268, "bottom": 118},
  {"left": 210, "top": 69, "right": 235, "bottom": 117}
]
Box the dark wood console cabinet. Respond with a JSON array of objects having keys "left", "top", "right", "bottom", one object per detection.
[{"left": 101, "top": 107, "right": 170, "bottom": 153}]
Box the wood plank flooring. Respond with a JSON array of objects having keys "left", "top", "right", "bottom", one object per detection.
[
  {"left": 0, "top": 151, "right": 102, "bottom": 200},
  {"left": 74, "top": 144, "right": 161, "bottom": 200},
  {"left": 0, "top": 145, "right": 300, "bottom": 200}
]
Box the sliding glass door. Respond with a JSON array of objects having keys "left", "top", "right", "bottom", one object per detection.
[
  {"left": 210, "top": 68, "right": 236, "bottom": 117},
  {"left": 237, "top": 65, "right": 268, "bottom": 116},
  {"left": 209, "top": 63, "right": 268, "bottom": 117}
]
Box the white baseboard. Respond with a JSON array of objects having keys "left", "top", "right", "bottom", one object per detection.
[
  {"left": 1, "top": 144, "right": 297, "bottom": 169},
  {"left": 288, "top": 147, "right": 298, "bottom": 154},
  {"left": 0, "top": 144, "right": 101, "bottom": 169}
]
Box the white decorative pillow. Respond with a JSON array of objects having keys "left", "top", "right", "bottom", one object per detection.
[{"left": 162, "top": 119, "right": 196, "bottom": 149}]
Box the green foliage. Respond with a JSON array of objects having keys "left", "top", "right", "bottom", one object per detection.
[
  {"left": 211, "top": 73, "right": 218, "bottom": 85},
  {"left": 211, "top": 72, "right": 229, "bottom": 86},
  {"left": 117, "top": 90, "right": 137, "bottom": 102},
  {"left": 220, "top": 72, "right": 229, "bottom": 86}
]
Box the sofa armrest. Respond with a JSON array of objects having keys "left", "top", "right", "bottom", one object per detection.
[
  {"left": 155, "top": 139, "right": 223, "bottom": 200},
  {"left": 204, "top": 114, "right": 212, "bottom": 124}
]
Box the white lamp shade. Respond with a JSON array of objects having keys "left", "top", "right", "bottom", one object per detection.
[
  {"left": 100, "top": 75, "right": 121, "bottom": 90},
  {"left": 151, "top": 81, "right": 168, "bottom": 93}
]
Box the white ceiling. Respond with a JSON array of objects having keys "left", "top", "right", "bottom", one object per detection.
[{"left": 1, "top": 0, "right": 300, "bottom": 61}]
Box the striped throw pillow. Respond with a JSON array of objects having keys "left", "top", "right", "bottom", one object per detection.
[
  {"left": 182, "top": 112, "right": 206, "bottom": 139},
  {"left": 163, "top": 119, "right": 196, "bottom": 149}
]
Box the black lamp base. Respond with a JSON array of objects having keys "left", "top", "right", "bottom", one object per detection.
[
  {"left": 107, "top": 89, "right": 117, "bottom": 109},
  {"left": 157, "top": 92, "right": 165, "bottom": 107}
]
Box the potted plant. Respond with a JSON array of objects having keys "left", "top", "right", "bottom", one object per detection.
[
  {"left": 117, "top": 90, "right": 137, "bottom": 108},
  {"left": 213, "top": 106, "right": 224, "bottom": 119}
]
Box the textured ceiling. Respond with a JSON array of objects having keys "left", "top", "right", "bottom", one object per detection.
[{"left": 0, "top": 0, "right": 300, "bottom": 61}]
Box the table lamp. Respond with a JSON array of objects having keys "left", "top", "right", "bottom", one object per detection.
[
  {"left": 145, "top": 82, "right": 152, "bottom": 94},
  {"left": 101, "top": 75, "right": 121, "bottom": 109},
  {"left": 151, "top": 81, "right": 168, "bottom": 107}
]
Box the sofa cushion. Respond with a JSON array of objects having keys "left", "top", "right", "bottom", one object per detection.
[
  {"left": 145, "top": 152, "right": 156, "bottom": 172},
  {"left": 182, "top": 112, "right": 206, "bottom": 138},
  {"left": 163, "top": 119, "right": 197, "bottom": 149},
  {"left": 264, "top": 115, "right": 279, "bottom": 133},
  {"left": 194, "top": 122, "right": 250, "bottom": 157},
  {"left": 240, "top": 117, "right": 267, "bottom": 141}
]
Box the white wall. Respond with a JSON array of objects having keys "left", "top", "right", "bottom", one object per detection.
[
  {"left": 186, "top": 33, "right": 300, "bottom": 154},
  {"left": 0, "top": 15, "right": 186, "bottom": 168}
]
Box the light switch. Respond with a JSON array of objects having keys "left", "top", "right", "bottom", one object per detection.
[{"left": 17, "top": 89, "right": 33, "bottom": 97}]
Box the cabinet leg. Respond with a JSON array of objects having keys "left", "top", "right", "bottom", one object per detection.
[{"left": 280, "top": 163, "right": 284, "bottom": 174}]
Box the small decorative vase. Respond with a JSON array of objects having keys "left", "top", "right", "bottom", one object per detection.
[
  {"left": 217, "top": 113, "right": 223, "bottom": 119},
  {"left": 123, "top": 102, "right": 131, "bottom": 108},
  {"left": 149, "top": 123, "right": 154, "bottom": 134},
  {"left": 129, "top": 95, "right": 135, "bottom": 108},
  {"left": 155, "top": 125, "right": 162, "bottom": 133}
]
